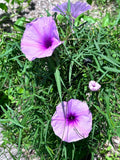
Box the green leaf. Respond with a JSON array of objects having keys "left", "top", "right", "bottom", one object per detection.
[
  {"left": 67, "top": 0, "right": 71, "bottom": 13},
  {"left": 54, "top": 68, "right": 62, "bottom": 101},
  {"left": 116, "top": 127, "right": 120, "bottom": 137},
  {"left": 27, "top": 0, "right": 31, "bottom": 4},
  {"left": 45, "top": 145, "right": 54, "bottom": 158},
  {"left": 103, "top": 66, "right": 120, "bottom": 73},
  {"left": 4, "top": 0, "right": 10, "bottom": 3},
  {"left": 97, "top": 53, "right": 120, "bottom": 67},
  {"left": 14, "top": 0, "right": 22, "bottom": 5},
  {"left": 45, "top": 9, "right": 51, "bottom": 16},
  {"left": 83, "top": 15, "right": 97, "bottom": 23},
  {"left": 0, "top": 105, "right": 25, "bottom": 128},
  {"left": 8, "top": 151, "right": 16, "bottom": 160},
  {"left": 11, "top": 0, "right": 15, "bottom": 5},
  {"left": 57, "top": 14, "right": 66, "bottom": 23},
  {"left": 87, "top": 0, "right": 92, "bottom": 5},
  {"left": 93, "top": 104, "right": 106, "bottom": 116},
  {"left": 94, "top": 40, "right": 100, "bottom": 52},
  {"left": 14, "top": 17, "right": 26, "bottom": 31},
  {"left": 0, "top": 3, "right": 8, "bottom": 12},
  {"left": 69, "top": 61, "right": 74, "bottom": 86},
  {"left": 114, "top": 11, "right": 120, "bottom": 26},
  {"left": 97, "top": 71, "right": 108, "bottom": 82},
  {"left": 102, "top": 13, "right": 110, "bottom": 27},
  {"left": 74, "top": 14, "right": 84, "bottom": 26},
  {"left": 18, "top": 129, "right": 22, "bottom": 152}
]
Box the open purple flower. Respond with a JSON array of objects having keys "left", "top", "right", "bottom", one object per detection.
[
  {"left": 21, "top": 17, "right": 63, "bottom": 61},
  {"left": 89, "top": 80, "right": 101, "bottom": 91},
  {"left": 51, "top": 99, "right": 92, "bottom": 143},
  {"left": 52, "top": 1, "right": 91, "bottom": 21}
]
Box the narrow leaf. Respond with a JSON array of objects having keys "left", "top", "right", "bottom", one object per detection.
[
  {"left": 103, "top": 66, "right": 120, "bottom": 73},
  {"left": 54, "top": 68, "right": 62, "bottom": 101},
  {"left": 69, "top": 61, "right": 74, "bottom": 86},
  {"left": 0, "top": 3, "right": 8, "bottom": 12},
  {"left": 67, "top": 0, "right": 71, "bottom": 13}
]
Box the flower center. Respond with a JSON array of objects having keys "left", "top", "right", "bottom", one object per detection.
[
  {"left": 68, "top": 115, "right": 75, "bottom": 121},
  {"left": 44, "top": 37, "right": 53, "bottom": 49},
  {"left": 92, "top": 83, "right": 96, "bottom": 87},
  {"left": 66, "top": 113, "right": 77, "bottom": 125}
]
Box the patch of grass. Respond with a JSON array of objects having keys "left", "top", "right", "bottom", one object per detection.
[{"left": 0, "top": 0, "right": 120, "bottom": 159}]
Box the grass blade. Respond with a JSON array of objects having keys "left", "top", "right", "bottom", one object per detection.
[{"left": 54, "top": 68, "right": 62, "bottom": 101}]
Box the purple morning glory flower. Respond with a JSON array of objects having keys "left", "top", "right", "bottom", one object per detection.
[
  {"left": 52, "top": 1, "right": 91, "bottom": 21},
  {"left": 51, "top": 99, "right": 92, "bottom": 143},
  {"left": 89, "top": 80, "right": 101, "bottom": 91},
  {"left": 21, "top": 17, "right": 63, "bottom": 61}
]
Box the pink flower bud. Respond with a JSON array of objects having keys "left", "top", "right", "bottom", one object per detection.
[{"left": 89, "top": 80, "right": 101, "bottom": 91}]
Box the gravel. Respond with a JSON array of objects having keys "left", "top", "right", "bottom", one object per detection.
[{"left": 0, "top": 125, "right": 27, "bottom": 160}]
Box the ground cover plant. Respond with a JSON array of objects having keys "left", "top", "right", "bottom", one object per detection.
[{"left": 0, "top": 0, "right": 120, "bottom": 159}]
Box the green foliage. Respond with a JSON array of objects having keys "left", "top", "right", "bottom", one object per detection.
[
  {"left": 87, "top": 0, "right": 92, "bottom": 5},
  {"left": 0, "top": 0, "right": 32, "bottom": 13},
  {"left": 100, "top": 145, "right": 120, "bottom": 160},
  {"left": 14, "top": 17, "right": 26, "bottom": 31},
  {"left": 93, "top": 0, "right": 120, "bottom": 6},
  {"left": 0, "top": 0, "right": 120, "bottom": 159},
  {"left": 0, "top": 3, "right": 8, "bottom": 12}
]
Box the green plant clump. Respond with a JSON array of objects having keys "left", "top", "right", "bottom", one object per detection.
[{"left": 0, "top": 0, "right": 120, "bottom": 159}]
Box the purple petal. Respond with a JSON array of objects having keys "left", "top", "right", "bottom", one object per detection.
[
  {"left": 77, "top": 112, "right": 92, "bottom": 136},
  {"left": 51, "top": 101, "right": 67, "bottom": 120},
  {"left": 72, "top": 2, "right": 92, "bottom": 18},
  {"left": 51, "top": 101, "right": 68, "bottom": 141},
  {"left": 51, "top": 99, "right": 92, "bottom": 143},
  {"left": 52, "top": 1, "right": 91, "bottom": 20},
  {"left": 21, "top": 17, "right": 63, "bottom": 61},
  {"left": 67, "top": 99, "right": 90, "bottom": 116},
  {"left": 52, "top": 2, "right": 68, "bottom": 15}
]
